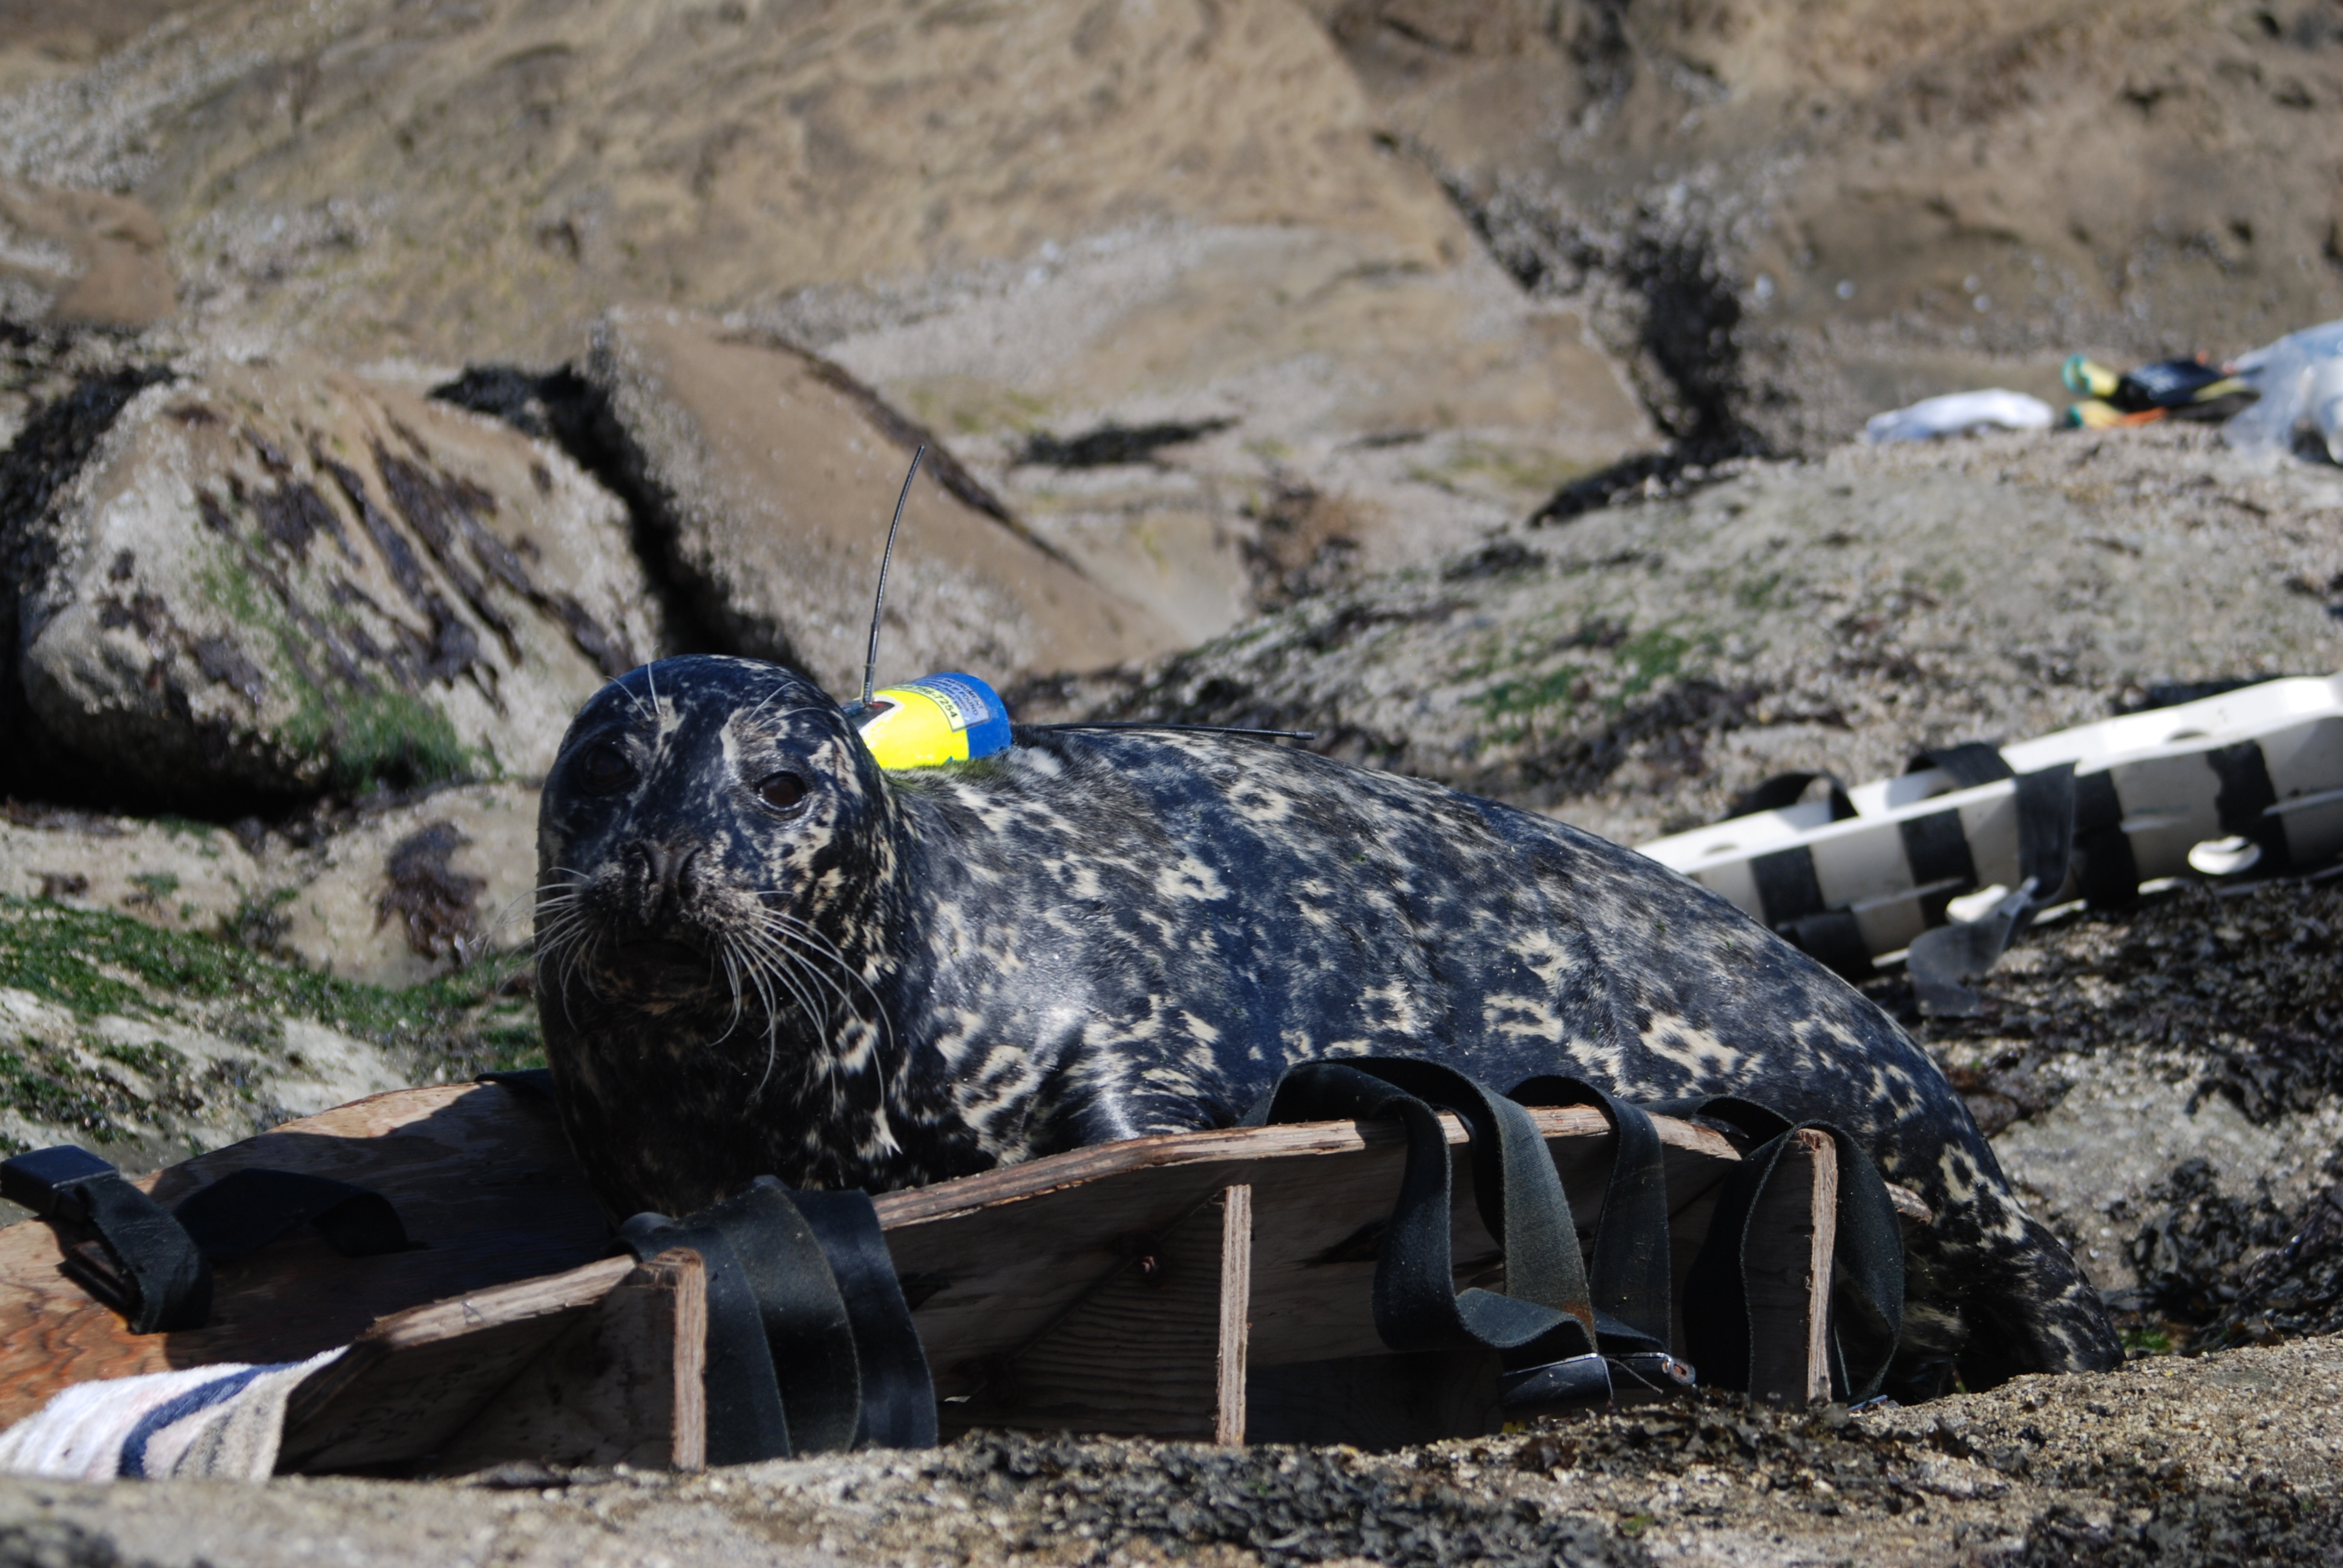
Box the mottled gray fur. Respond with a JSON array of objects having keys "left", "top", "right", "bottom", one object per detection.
[{"left": 538, "top": 656, "right": 2121, "bottom": 1391}]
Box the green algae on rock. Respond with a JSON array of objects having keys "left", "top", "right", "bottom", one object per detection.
[{"left": 0, "top": 895, "right": 540, "bottom": 1175}]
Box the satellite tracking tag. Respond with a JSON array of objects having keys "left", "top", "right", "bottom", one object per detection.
[
  {"left": 856, "top": 673, "right": 1014, "bottom": 769},
  {"left": 839, "top": 448, "right": 1014, "bottom": 768}
]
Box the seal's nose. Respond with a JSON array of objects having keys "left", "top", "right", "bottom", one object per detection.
[{"left": 629, "top": 840, "right": 702, "bottom": 921}]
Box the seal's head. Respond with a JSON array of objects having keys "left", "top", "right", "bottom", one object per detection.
[{"left": 536, "top": 655, "right": 903, "bottom": 1213}]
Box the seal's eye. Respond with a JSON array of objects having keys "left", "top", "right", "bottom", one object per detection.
[
  {"left": 578, "top": 743, "right": 636, "bottom": 795},
  {"left": 757, "top": 771, "right": 810, "bottom": 812}
]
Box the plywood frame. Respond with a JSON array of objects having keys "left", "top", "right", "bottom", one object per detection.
[{"left": 2, "top": 1085, "right": 1922, "bottom": 1463}]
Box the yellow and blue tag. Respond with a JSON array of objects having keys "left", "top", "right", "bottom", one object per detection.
[{"left": 853, "top": 673, "right": 1014, "bottom": 770}]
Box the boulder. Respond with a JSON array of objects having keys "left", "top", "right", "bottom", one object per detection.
[
  {"left": 266, "top": 783, "right": 539, "bottom": 989},
  {"left": 802, "top": 227, "right": 1652, "bottom": 647},
  {"left": 2, "top": 353, "right": 661, "bottom": 804},
  {"left": 589, "top": 309, "right": 1175, "bottom": 694}
]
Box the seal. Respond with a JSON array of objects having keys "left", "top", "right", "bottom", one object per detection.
[{"left": 537, "top": 655, "right": 2121, "bottom": 1391}]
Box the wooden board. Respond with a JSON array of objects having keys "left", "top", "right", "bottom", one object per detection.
[
  {"left": 879, "top": 1104, "right": 1749, "bottom": 1396},
  {"left": 277, "top": 1247, "right": 705, "bottom": 1474},
  {"left": 1, "top": 1082, "right": 1927, "bottom": 1452},
  {"left": 425, "top": 1247, "right": 706, "bottom": 1475},
  {"left": 0, "top": 1082, "right": 611, "bottom": 1428},
  {"left": 1743, "top": 1129, "right": 1838, "bottom": 1410}
]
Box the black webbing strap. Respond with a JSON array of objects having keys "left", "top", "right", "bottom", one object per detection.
[
  {"left": 1725, "top": 771, "right": 1858, "bottom": 823},
  {"left": 1907, "top": 743, "right": 2014, "bottom": 788},
  {"left": 1, "top": 1146, "right": 413, "bottom": 1333},
  {"left": 1242, "top": 1059, "right": 1599, "bottom": 1369},
  {"left": 623, "top": 1177, "right": 937, "bottom": 1461},
  {"left": 1651, "top": 1097, "right": 1904, "bottom": 1402},
  {"left": 2073, "top": 770, "right": 2139, "bottom": 907},
  {"left": 1, "top": 1146, "right": 211, "bottom": 1334},
  {"left": 1902, "top": 760, "right": 2080, "bottom": 1013},
  {"left": 785, "top": 1189, "right": 939, "bottom": 1449},
  {"left": 1506, "top": 1075, "right": 1671, "bottom": 1353},
  {"left": 172, "top": 1169, "right": 408, "bottom": 1264}
]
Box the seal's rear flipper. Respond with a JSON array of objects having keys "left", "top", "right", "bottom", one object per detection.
[{"left": 1953, "top": 1215, "right": 2125, "bottom": 1390}]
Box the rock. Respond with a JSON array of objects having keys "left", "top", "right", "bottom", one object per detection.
[
  {"left": 0, "top": 783, "right": 539, "bottom": 989},
  {"left": 2, "top": 1339, "right": 2340, "bottom": 1566},
  {"left": 2, "top": 353, "right": 661, "bottom": 804},
  {"left": 794, "top": 225, "right": 1652, "bottom": 646},
  {"left": 1898, "top": 875, "right": 2343, "bottom": 1332},
  {"left": 1309, "top": 0, "right": 2343, "bottom": 451},
  {"left": 2, "top": 0, "right": 1464, "bottom": 366},
  {"left": 0, "top": 177, "right": 174, "bottom": 328},
  {"left": 1070, "top": 424, "right": 2343, "bottom": 846},
  {"left": 589, "top": 309, "right": 1175, "bottom": 693},
  {"left": 0, "top": 897, "right": 535, "bottom": 1181},
  {"left": 265, "top": 783, "right": 539, "bottom": 989},
  {"left": 0, "top": 0, "right": 1657, "bottom": 641}
]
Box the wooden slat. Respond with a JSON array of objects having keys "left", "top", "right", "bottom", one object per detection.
[
  {"left": 277, "top": 1254, "right": 635, "bottom": 1472},
  {"left": 1, "top": 1081, "right": 1928, "bottom": 1448},
  {"left": 1743, "top": 1129, "right": 1838, "bottom": 1410},
  {"left": 0, "top": 1083, "right": 612, "bottom": 1428},
  {"left": 887, "top": 1106, "right": 1747, "bottom": 1391},
  {"left": 1215, "top": 1184, "right": 1251, "bottom": 1447},
  {"left": 938, "top": 1190, "right": 1231, "bottom": 1440},
  {"left": 425, "top": 1247, "right": 707, "bottom": 1475}
]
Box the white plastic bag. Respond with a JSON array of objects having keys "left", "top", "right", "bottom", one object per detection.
[
  {"left": 1863, "top": 390, "right": 2054, "bottom": 443},
  {"left": 2224, "top": 317, "right": 2343, "bottom": 462}
]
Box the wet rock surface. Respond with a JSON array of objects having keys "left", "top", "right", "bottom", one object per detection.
[
  {"left": 1, "top": 1338, "right": 2339, "bottom": 1567},
  {"left": 0, "top": 893, "right": 534, "bottom": 1182},
  {"left": 1888, "top": 875, "right": 2343, "bottom": 1353}
]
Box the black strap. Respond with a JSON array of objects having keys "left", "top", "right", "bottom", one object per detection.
[
  {"left": 1242, "top": 1059, "right": 1598, "bottom": 1367},
  {"left": 1506, "top": 1076, "right": 1672, "bottom": 1354},
  {"left": 785, "top": 1189, "right": 939, "bottom": 1449},
  {"left": 2013, "top": 763, "right": 2077, "bottom": 896},
  {"left": 171, "top": 1169, "right": 408, "bottom": 1264},
  {"left": 1907, "top": 743, "right": 2014, "bottom": 788},
  {"left": 1, "top": 1146, "right": 414, "bottom": 1333},
  {"left": 1653, "top": 1097, "right": 1905, "bottom": 1402},
  {"left": 1725, "top": 771, "right": 1856, "bottom": 823},
  {"left": 2073, "top": 769, "right": 2139, "bottom": 907},
  {"left": 620, "top": 1206, "right": 797, "bottom": 1464},
  {"left": 0, "top": 1147, "right": 214, "bottom": 1334},
  {"left": 624, "top": 1177, "right": 937, "bottom": 1460}
]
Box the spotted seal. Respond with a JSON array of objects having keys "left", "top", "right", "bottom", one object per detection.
[{"left": 536, "top": 655, "right": 2121, "bottom": 1391}]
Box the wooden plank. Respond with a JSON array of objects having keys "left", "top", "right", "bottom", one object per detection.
[
  {"left": 0, "top": 1082, "right": 1928, "bottom": 1445},
  {"left": 886, "top": 1107, "right": 1748, "bottom": 1390},
  {"left": 424, "top": 1247, "right": 707, "bottom": 1475},
  {"left": 1742, "top": 1129, "right": 1838, "bottom": 1409},
  {"left": 937, "top": 1188, "right": 1231, "bottom": 1440},
  {"left": 1216, "top": 1184, "right": 1251, "bottom": 1447},
  {"left": 276, "top": 1255, "right": 635, "bottom": 1473},
  {"left": 0, "top": 1083, "right": 612, "bottom": 1428}
]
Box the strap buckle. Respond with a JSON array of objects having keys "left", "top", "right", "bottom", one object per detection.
[{"left": 0, "top": 1144, "right": 117, "bottom": 1221}]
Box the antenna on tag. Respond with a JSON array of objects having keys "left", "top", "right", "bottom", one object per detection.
[{"left": 855, "top": 444, "right": 926, "bottom": 714}]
